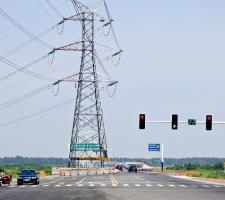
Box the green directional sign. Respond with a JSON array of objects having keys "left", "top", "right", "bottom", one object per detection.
[{"left": 72, "top": 143, "right": 100, "bottom": 151}]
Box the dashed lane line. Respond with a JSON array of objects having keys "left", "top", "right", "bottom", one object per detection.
[
  {"left": 190, "top": 185, "right": 198, "bottom": 188},
  {"left": 179, "top": 185, "right": 187, "bottom": 187},
  {"left": 168, "top": 184, "right": 175, "bottom": 187},
  {"left": 157, "top": 184, "right": 163, "bottom": 187},
  {"left": 214, "top": 185, "right": 222, "bottom": 188},
  {"left": 43, "top": 185, "right": 49, "bottom": 187},
  {"left": 201, "top": 185, "right": 211, "bottom": 188}
]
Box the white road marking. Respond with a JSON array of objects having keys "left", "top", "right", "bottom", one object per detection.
[
  {"left": 146, "top": 184, "right": 152, "bottom": 187},
  {"left": 47, "top": 178, "right": 62, "bottom": 184},
  {"left": 20, "top": 185, "right": 26, "bottom": 188},
  {"left": 190, "top": 185, "right": 198, "bottom": 188},
  {"left": 179, "top": 185, "right": 187, "bottom": 187},
  {"left": 43, "top": 185, "right": 49, "bottom": 187},
  {"left": 157, "top": 184, "right": 163, "bottom": 187},
  {"left": 202, "top": 185, "right": 210, "bottom": 188},
  {"left": 31, "top": 185, "right": 38, "bottom": 187},
  {"left": 77, "top": 184, "right": 83, "bottom": 187},
  {"left": 168, "top": 184, "right": 175, "bottom": 187},
  {"left": 214, "top": 185, "right": 222, "bottom": 188},
  {"left": 112, "top": 184, "right": 117, "bottom": 187},
  {"left": 76, "top": 178, "right": 86, "bottom": 185},
  {"left": 135, "top": 184, "right": 141, "bottom": 187},
  {"left": 66, "top": 184, "right": 72, "bottom": 187},
  {"left": 89, "top": 184, "right": 95, "bottom": 187},
  {"left": 123, "top": 184, "right": 129, "bottom": 187},
  {"left": 100, "top": 184, "right": 106, "bottom": 186},
  {"left": 54, "top": 184, "right": 61, "bottom": 187}
]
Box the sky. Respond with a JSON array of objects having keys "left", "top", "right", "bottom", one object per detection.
[{"left": 0, "top": 0, "right": 225, "bottom": 158}]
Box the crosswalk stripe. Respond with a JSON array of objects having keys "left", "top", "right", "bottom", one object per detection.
[
  {"left": 31, "top": 185, "right": 38, "bottom": 187},
  {"left": 190, "top": 185, "right": 198, "bottom": 188},
  {"left": 20, "top": 185, "right": 26, "bottom": 188},
  {"left": 135, "top": 184, "right": 141, "bottom": 187},
  {"left": 157, "top": 184, "right": 163, "bottom": 187},
  {"left": 179, "top": 185, "right": 187, "bottom": 187},
  {"left": 123, "top": 184, "right": 129, "bottom": 187},
  {"left": 112, "top": 184, "right": 117, "bottom": 187},
  {"left": 77, "top": 184, "right": 83, "bottom": 187},
  {"left": 146, "top": 184, "right": 152, "bottom": 187},
  {"left": 43, "top": 185, "right": 49, "bottom": 187},
  {"left": 214, "top": 185, "right": 222, "bottom": 188},
  {"left": 54, "top": 184, "right": 61, "bottom": 187},
  {"left": 66, "top": 184, "right": 72, "bottom": 187},
  {"left": 100, "top": 184, "right": 106, "bottom": 186},
  {"left": 168, "top": 184, "right": 175, "bottom": 187},
  {"left": 89, "top": 184, "right": 95, "bottom": 187},
  {"left": 202, "top": 185, "right": 210, "bottom": 188}
]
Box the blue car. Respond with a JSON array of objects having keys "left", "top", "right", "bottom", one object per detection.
[{"left": 17, "top": 169, "right": 39, "bottom": 185}]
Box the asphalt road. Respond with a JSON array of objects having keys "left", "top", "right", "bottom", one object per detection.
[{"left": 0, "top": 172, "right": 224, "bottom": 200}]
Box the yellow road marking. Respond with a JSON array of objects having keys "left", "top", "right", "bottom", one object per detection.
[{"left": 109, "top": 174, "right": 118, "bottom": 185}]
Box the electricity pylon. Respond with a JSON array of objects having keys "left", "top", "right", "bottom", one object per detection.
[
  {"left": 53, "top": 0, "right": 121, "bottom": 167},
  {"left": 71, "top": 13, "right": 106, "bottom": 168},
  {"left": 69, "top": 10, "right": 108, "bottom": 167}
]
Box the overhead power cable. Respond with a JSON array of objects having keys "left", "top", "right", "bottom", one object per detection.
[
  {"left": 0, "top": 72, "right": 79, "bottom": 110},
  {"left": 0, "top": 85, "right": 49, "bottom": 111},
  {"left": 103, "top": 0, "right": 121, "bottom": 50},
  {"left": 46, "top": 0, "right": 64, "bottom": 18},
  {"left": 0, "top": 56, "right": 54, "bottom": 82},
  {"left": 3, "top": 22, "right": 63, "bottom": 58},
  {"left": 0, "top": 8, "right": 52, "bottom": 49},
  {"left": 0, "top": 99, "right": 74, "bottom": 128},
  {"left": 0, "top": 53, "right": 53, "bottom": 82}
]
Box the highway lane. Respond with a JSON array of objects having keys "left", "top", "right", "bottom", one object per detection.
[{"left": 0, "top": 172, "right": 224, "bottom": 200}]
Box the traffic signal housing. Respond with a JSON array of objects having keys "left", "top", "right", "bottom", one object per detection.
[
  {"left": 172, "top": 114, "right": 178, "bottom": 129},
  {"left": 206, "top": 115, "right": 212, "bottom": 130},
  {"left": 139, "top": 114, "right": 145, "bottom": 129}
]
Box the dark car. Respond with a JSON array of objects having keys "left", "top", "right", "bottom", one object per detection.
[
  {"left": 17, "top": 169, "right": 39, "bottom": 185},
  {"left": 128, "top": 165, "right": 137, "bottom": 173},
  {"left": 116, "top": 165, "right": 123, "bottom": 171}
]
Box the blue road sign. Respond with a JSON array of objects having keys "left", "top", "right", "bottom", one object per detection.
[{"left": 149, "top": 144, "right": 160, "bottom": 152}]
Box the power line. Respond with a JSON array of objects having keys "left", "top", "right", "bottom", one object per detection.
[
  {"left": 0, "top": 99, "right": 74, "bottom": 128},
  {"left": 3, "top": 24, "right": 58, "bottom": 58},
  {"left": 0, "top": 8, "right": 53, "bottom": 49},
  {"left": 46, "top": 0, "right": 64, "bottom": 18},
  {"left": 0, "top": 52, "right": 54, "bottom": 82},
  {"left": 0, "top": 72, "right": 79, "bottom": 110},
  {"left": 103, "top": 0, "right": 122, "bottom": 50},
  {"left": 0, "top": 56, "right": 54, "bottom": 82}
]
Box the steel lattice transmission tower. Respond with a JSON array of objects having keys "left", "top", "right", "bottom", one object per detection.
[{"left": 67, "top": 1, "right": 108, "bottom": 167}]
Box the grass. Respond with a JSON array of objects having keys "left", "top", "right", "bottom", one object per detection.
[{"left": 186, "top": 170, "right": 225, "bottom": 179}]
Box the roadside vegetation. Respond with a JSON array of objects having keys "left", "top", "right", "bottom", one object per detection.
[
  {"left": 166, "top": 162, "right": 225, "bottom": 179},
  {"left": 0, "top": 164, "right": 54, "bottom": 178}
]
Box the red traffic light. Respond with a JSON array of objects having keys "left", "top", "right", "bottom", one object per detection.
[
  {"left": 139, "top": 114, "right": 145, "bottom": 129},
  {"left": 140, "top": 114, "right": 145, "bottom": 120},
  {"left": 207, "top": 115, "right": 212, "bottom": 120},
  {"left": 206, "top": 115, "right": 212, "bottom": 130}
]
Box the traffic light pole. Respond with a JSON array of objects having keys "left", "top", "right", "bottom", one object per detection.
[{"left": 146, "top": 121, "right": 225, "bottom": 124}]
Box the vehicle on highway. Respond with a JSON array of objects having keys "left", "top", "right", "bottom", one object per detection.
[
  {"left": 128, "top": 165, "right": 137, "bottom": 173},
  {"left": 0, "top": 172, "right": 12, "bottom": 186},
  {"left": 17, "top": 169, "right": 39, "bottom": 185},
  {"left": 116, "top": 165, "right": 123, "bottom": 171}
]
